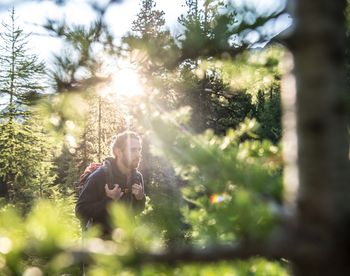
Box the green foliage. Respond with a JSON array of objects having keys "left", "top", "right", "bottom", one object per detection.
[
  {"left": 36, "top": 89, "right": 89, "bottom": 145},
  {"left": 0, "top": 199, "right": 288, "bottom": 275},
  {"left": 0, "top": 200, "right": 81, "bottom": 275},
  {"left": 254, "top": 88, "right": 282, "bottom": 143},
  {"left": 0, "top": 118, "right": 57, "bottom": 211},
  {"left": 183, "top": 46, "right": 283, "bottom": 141},
  {"left": 171, "top": 259, "right": 289, "bottom": 276},
  {"left": 176, "top": 0, "right": 286, "bottom": 62},
  {"left": 52, "top": 144, "right": 75, "bottom": 195},
  {"left": 176, "top": 64, "right": 254, "bottom": 133},
  {"left": 178, "top": 0, "right": 237, "bottom": 60},
  {"left": 199, "top": 46, "right": 284, "bottom": 96},
  {"left": 142, "top": 167, "right": 186, "bottom": 249},
  {"left": 123, "top": 0, "right": 178, "bottom": 72},
  {"left": 45, "top": 18, "right": 115, "bottom": 93},
  {"left": 0, "top": 8, "right": 57, "bottom": 211},
  {"left": 138, "top": 106, "right": 283, "bottom": 245}
]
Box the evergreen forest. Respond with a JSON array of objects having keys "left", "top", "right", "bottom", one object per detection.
[{"left": 0, "top": 0, "right": 349, "bottom": 275}]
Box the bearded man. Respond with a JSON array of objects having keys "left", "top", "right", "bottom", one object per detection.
[{"left": 75, "top": 131, "right": 145, "bottom": 237}]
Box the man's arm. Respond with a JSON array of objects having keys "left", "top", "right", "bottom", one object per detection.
[
  {"left": 132, "top": 172, "right": 146, "bottom": 214},
  {"left": 75, "top": 170, "right": 111, "bottom": 223}
]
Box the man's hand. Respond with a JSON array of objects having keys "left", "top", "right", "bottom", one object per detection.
[
  {"left": 105, "top": 184, "right": 124, "bottom": 200},
  {"left": 132, "top": 184, "right": 144, "bottom": 200}
]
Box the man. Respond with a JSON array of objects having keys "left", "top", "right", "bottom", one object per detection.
[{"left": 75, "top": 131, "right": 146, "bottom": 237}]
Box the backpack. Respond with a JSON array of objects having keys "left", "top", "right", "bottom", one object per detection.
[{"left": 75, "top": 159, "right": 113, "bottom": 196}]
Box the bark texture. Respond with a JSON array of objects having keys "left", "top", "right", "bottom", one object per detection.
[{"left": 292, "top": 0, "right": 350, "bottom": 274}]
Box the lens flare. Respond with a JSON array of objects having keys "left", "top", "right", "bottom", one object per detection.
[{"left": 99, "top": 59, "right": 144, "bottom": 99}]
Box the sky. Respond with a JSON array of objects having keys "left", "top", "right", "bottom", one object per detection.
[
  {"left": 0, "top": 0, "right": 292, "bottom": 66},
  {"left": 0, "top": 0, "right": 187, "bottom": 62}
]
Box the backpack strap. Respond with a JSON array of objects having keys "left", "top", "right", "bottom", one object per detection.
[{"left": 103, "top": 159, "right": 113, "bottom": 189}]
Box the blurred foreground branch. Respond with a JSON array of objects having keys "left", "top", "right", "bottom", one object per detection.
[
  {"left": 68, "top": 241, "right": 282, "bottom": 267},
  {"left": 68, "top": 229, "right": 326, "bottom": 268},
  {"left": 139, "top": 241, "right": 285, "bottom": 264}
]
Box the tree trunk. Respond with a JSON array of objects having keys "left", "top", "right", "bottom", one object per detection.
[
  {"left": 0, "top": 176, "right": 9, "bottom": 200},
  {"left": 291, "top": 0, "right": 350, "bottom": 274}
]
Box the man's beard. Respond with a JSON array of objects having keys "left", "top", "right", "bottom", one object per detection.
[{"left": 122, "top": 155, "right": 139, "bottom": 169}]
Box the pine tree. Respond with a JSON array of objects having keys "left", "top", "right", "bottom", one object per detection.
[
  {"left": 177, "top": 0, "right": 236, "bottom": 61},
  {"left": 0, "top": 9, "right": 55, "bottom": 211},
  {"left": 131, "top": 0, "right": 166, "bottom": 40},
  {"left": 74, "top": 90, "right": 125, "bottom": 168},
  {"left": 0, "top": 117, "right": 56, "bottom": 211},
  {"left": 0, "top": 7, "right": 45, "bottom": 120},
  {"left": 124, "top": 0, "right": 177, "bottom": 73},
  {"left": 255, "top": 87, "right": 282, "bottom": 143}
]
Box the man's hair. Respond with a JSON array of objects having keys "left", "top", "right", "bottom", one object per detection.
[{"left": 111, "top": 131, "right": 141, "bottom": 156}]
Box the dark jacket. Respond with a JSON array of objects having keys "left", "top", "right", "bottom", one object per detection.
[{"left": 75, "top": 157, "right": 146, "bottom": 235}]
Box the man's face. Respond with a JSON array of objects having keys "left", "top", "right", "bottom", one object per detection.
[{"left": 120, "top": 138, "right": 142, "bottom": 169}]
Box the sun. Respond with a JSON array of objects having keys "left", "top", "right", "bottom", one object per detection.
[
  {"left": 98, "top": 56, "right": 145, "bottom": 100},
  {"left": 106, "top": 60, "right": 144, "bottom": 98},
  {"left": 111, "top": 67, "right": 143, "bottom": 97}
]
